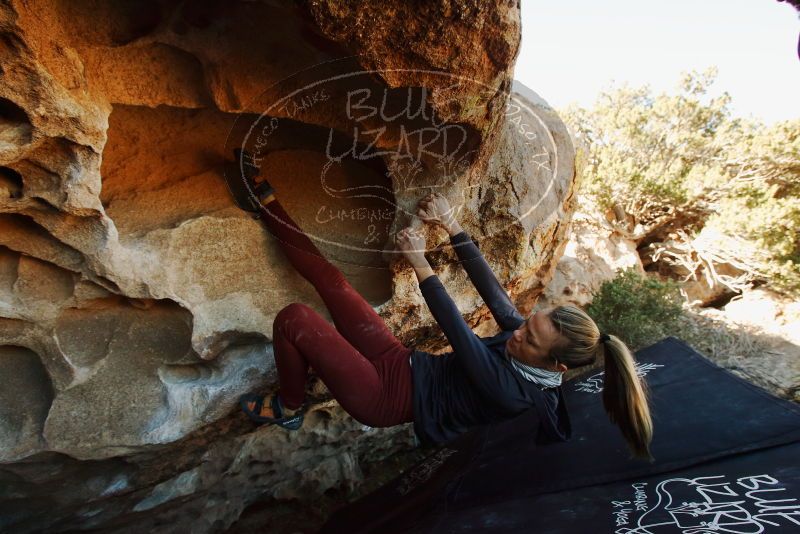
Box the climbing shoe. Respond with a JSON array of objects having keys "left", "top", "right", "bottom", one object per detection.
[
  {"left": 223, "top": 148, "right": 276, "bottom": 215},
  {"left": 239, "top": 392, "right": 304, "bottom": 431}
]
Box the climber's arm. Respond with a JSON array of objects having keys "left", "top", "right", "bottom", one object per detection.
[
  {"left": 417, "top": 193, "right": 525, "bottom": 332},
  {"left": 416, "top": 269, "right": 514, "bottom": 398},
  {"left": 403, "top": 243, "right": 521, "bottom": 401},
  {"left": 411, "top": 261, "right": 436, "bottom": 284},
  {"left": 445, "top": 223, "right": 525, "bottom": 332},
  {"left": 397, "top": 224, "right": 520, "bottom": 398}
]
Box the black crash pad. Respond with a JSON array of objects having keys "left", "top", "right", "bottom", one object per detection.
[{"left": 320, "top": 337, "right": 800, "bottom": 533}]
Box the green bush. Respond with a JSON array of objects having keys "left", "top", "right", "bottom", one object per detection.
[
  {"left": 561, "top": 68, "right": 730, "bottom": 218},
  {"left": 587, "top": 267, "right": 684, "bottom": 350},
  {"left": 707, "top": 119, "right": 800, "bottom": 296}
]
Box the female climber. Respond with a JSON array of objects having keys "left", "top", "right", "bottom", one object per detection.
[{"left": 224, "top": 149, "right": 653, "bottom": 460}]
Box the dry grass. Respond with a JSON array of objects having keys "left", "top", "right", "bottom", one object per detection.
[
  {"left": 678, "top": 308, "right": 766, "bottom": 363},
  {"left": 676, "top": 306, "right": 798, "bottom": 402}
]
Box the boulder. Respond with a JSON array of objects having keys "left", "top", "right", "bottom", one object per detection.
[
  {"left": 540, "top": 206, "right": 643, "bottom": 309},
  {"left": 0, "top": 0, "right": 578, "bottom": 530}
]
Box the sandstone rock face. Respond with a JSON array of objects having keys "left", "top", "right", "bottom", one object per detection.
[
  {"left": 0, "top": 0, "right": 577, "bottom": 530},
  {"left": 540, "top": 206, "right": 643, "bottom": 309}
]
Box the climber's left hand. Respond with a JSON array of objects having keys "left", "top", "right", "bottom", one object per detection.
[{"left": 396, "top": 226, "right": 427, "bottom": 266}]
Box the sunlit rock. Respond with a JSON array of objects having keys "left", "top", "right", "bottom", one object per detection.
[{"left": 0, "top": 0, "right": 581, "bottom": 530}]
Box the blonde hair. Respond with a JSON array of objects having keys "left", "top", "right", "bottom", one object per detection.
[{"left": 547, "top": 305, "right": 654, "bottom": 461}]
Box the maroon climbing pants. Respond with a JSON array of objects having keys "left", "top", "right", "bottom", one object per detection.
[{"left": 260, "top": 200, "right": 414, "bottom": 428}]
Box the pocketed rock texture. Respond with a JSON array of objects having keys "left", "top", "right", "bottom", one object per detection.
[{"left": 0, "top": 0, "right": 578, "bottom": 531}]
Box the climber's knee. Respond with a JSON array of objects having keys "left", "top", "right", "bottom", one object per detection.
[{"left": 274, "top": 302, "right": 316, "bottom": 334}]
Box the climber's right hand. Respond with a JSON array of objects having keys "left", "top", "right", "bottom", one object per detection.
[{"left": 417, "top": 192, "right": 459, "bottom": 233}]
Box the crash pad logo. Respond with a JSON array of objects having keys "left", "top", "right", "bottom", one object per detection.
[
  {"left": 396, "top": 447, "right": 458, "bottom": 496},
  {"left": 612, "top": 473, "right": 800, "bottom": 533},
  {"left": 575, "top": 362, "right": 664, "bottom": 394},
  {"left": 225, "top": 57, "right": 561, "bottom": 264}
]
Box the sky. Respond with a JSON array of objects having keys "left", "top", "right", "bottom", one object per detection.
[{"left": 514, "top": 0, "right": 800, "bottom": 124}]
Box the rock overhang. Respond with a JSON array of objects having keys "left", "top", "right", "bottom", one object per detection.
[{"left": 0, "top": 1, "right": 581, "bottom": 531}]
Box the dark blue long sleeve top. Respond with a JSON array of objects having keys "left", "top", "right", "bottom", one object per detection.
[{"left": 410, "top": 231, "right": 571, "bottom": 447}]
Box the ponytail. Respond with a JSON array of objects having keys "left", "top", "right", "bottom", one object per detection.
[
  {"left": 601, "top": 335, "right": 654, "bottom": 461},
  {"left": 548, "top": 305, "right": 654, "bottom": 461}
]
